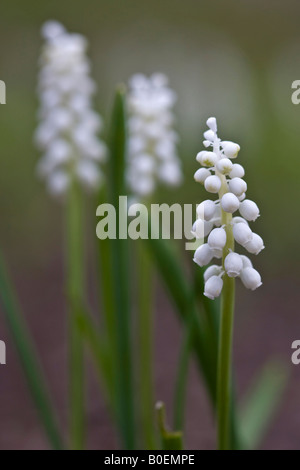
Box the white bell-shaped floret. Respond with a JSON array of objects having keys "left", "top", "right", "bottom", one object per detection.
[
  {"left": 239, "top": 199, "right": 260, "bottom": 221},
  {"left": 206, "top": 117, "right": 217, "bottom": 133},
  {"left": 204, "top": 220, "right": 214, "bottom": 237},
  {"left": 198, "top": 151, "right": 218, "bottom": 167},
  {"left": 212, "top": 205, "right": 221, "bottom": 226},
  {"left": 224, "top": 252, "right": 243, "bottom": 277},
  {"left": 232, "top": 216, "right": 248, "bottom": 226},
  {"left": 196, "top": 200, "right": 216, "bottom": 221},
  {"left": 208, "top": 227, "right": 227, "bottom": 250},
  {"left": 204, "top": 265, "right": 223, "bottom": 282},
  {"left": 240, "top": 255, "right": 253, "bottom": 269},
  {"left": 191, "top": 219, "right": 204, "bottom": 239},
  {"left": 204, "top": 175, "right": 221, "bottom": 193},
  {"left": 194, "top": 168, "right": 211, "bottom": 184},
  {"left": 203, "top": 129, "right": 215, "bottom": 141},
  {"left": 191, "top": 219, "right": 214, "bottom": 238},
  {"left": 204, "top": 275, "right": 223, "bottom": 300},
  {"left": 244, "top": 233, "right": 265, "bottom": 254},
  {"left": 238, "top": 193, "right": 246, "bottom": 202},
  {"left": 228, "top": 177, "right": 247, "bottom": 197},
  {"left": 212, "top": 248, "right": 223, "bottom": 259},
  {"left": 193, "top": 244, "right": 213, "bottom": 267},
  {"left": 240, "top": 267, "right": 262, "bottom": 290},
  {"left": 221, "top": 193, "right": 240, "bottom": 213},
  {"left": 221, "top": 141, "right": 240, "bottom": 158},
  {"left": 216, "top": 158, "right": 233, "bottom": 175},
  {"left": 229, "top": 163, "right": 245, "bottom": 179},
  {"left": 233, "top": 223, "right": 253, "bottom": 246}
]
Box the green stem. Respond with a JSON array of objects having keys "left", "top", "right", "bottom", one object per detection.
[
  {"left": 217, "top": 173, "right": 235, "bottom": 450},
  {"left": 137, "top": 240, "right": 156, "bottom": 449},
  {"left": 66, "top": 180, "right": 85, "bottom": 450}
]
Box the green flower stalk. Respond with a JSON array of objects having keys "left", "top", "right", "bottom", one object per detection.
[{"left": 193, "top": 117, "right": 264, "bottom": 449}]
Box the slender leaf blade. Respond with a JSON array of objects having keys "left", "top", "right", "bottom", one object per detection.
[{"left": 0, "top": 253, "right": 64, "bottom": 450}]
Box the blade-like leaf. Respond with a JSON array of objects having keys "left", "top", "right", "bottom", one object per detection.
[
  {"left": 239, "top": 360, "right": 288, "bottom": 449},
  {"left": 106, "top": 86, "right": 136, "bottom": 449},
  {"left": 0, "top": 253, "right": 64, "bottom": 450}
]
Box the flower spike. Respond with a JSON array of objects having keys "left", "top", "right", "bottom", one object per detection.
[{"left": 193, "top": 117, "right": 264, "bottom": 298}]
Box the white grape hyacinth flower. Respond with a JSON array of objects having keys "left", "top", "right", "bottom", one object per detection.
[
  {"left": 193, "top": 117, "right": 264, "bottom": 299},
  {"left": 126, "top": 73, "right": 182, "bottom": 198},
  {"left": 35, "top": 21, "right": 106, "bottom": 197}
]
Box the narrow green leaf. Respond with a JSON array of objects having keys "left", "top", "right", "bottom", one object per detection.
[
  {"left": 0, "top": 253, "right": 64, "bottom": 450},
  {"left": 75, "top": 308, "right": 115, "bottom": 408},
  {"left": 107, "top": 86, "right": 136, "bottom": 449},
  {"left": 239, "top": 360, "right": 288, "bottom": 449},
  {"left": 156, "top": 402, "right": 183, "bottom": 450},
  {"left": 96, "top": 187, "right": 116, "bottom": 384},
  {"left": 136, "top": 239, "right": 157, "bottom": 449},
  {"left": 65, "top": 179, "right": 85, "bottom": 450}
]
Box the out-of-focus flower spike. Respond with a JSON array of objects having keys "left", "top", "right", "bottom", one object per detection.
[
  {"left": 35, "top": 21, "right": 106, "bottom": 197},
  {"left": 126, "top": 73, "right": 182, "bottom": 198}
]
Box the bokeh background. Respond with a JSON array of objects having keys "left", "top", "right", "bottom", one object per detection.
[{"left": 0, "top": 0, "right": 300, "bottom": 449}]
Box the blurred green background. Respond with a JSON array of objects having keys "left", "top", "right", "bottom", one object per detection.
[{"left": 0, "top": 0, "right": 300, "bottom": 449}]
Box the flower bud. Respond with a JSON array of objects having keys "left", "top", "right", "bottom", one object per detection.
[
  {"left": 194, "top": 168, "right": 211, "bottom": 184},
  {"left": 203, "top": 129, "right": 215, "bottom": 141},
  {"left": 204, "top": 264, "right": 223, "bottom": 282},
  {"left": 240, "top": 267, "right": 262, "bottom": 290},
  {"left": 204, "top": 175, "right": 221, "bottom": 193},
  {"left": 206, "top": 117, "right": 217, "bottom": 133},
  {"left": 240, "top": 255, "right": 253, "bottom": 269},
  {"left": 196, "top": 151, "right": 206, "bottom": 163},
  {"left": 239, "top": 199, "right": 260, "bottom": 221},
  {"left": 196, "top": 199, "right": 216, "bottom": 221},
  {"left": 221, "top": 141, "right": 240, "bottom": 158},
  {"left": 232, "top": 216, "right": 248, "bottom": 226},
  {"left": 244, "top": 233, "right": 265, "bottom": 254},
  {"left": 224, "top": 252, "right": 243, "bottom": 277},
  {"left": 198, "top": 151, "right": 218, "bottom": 167},
  {"left": 192, "top": 219, "right": 213, "bottom": 239},
  {"left": 213, "top": 205, "right": 221, "bottom": 226},
  {"left": 221, "top": 193, "right": 240, "bottom": 213},
  {"left": 203, "top": 140, "right": 211, "bottom": 148},
  {"left": 233, "top": 223, "right": 253, "bottom": 246},
  {"left": 228, "top": 177, "right": 247, "bottom": 197},
  {"left": 216, "top": 158, "right": 233, "bottom": 175},
  {"left": 229, "top": 163, "right": 245, "bottom": 179},
  {"left": 191, "top": 219, "right": 205, "bottom": 239},
  {"left": 208, "top": 227, "right": 227, "bottom": 250},
  {"left": 204, "top": 220, "right": 214, "bottom": 237},
  {"left": 193, "top": 243, "right": 213, "bottom": 267},
  {"left": 204, "top": 275, "right": 223, "bottom": 300}
]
